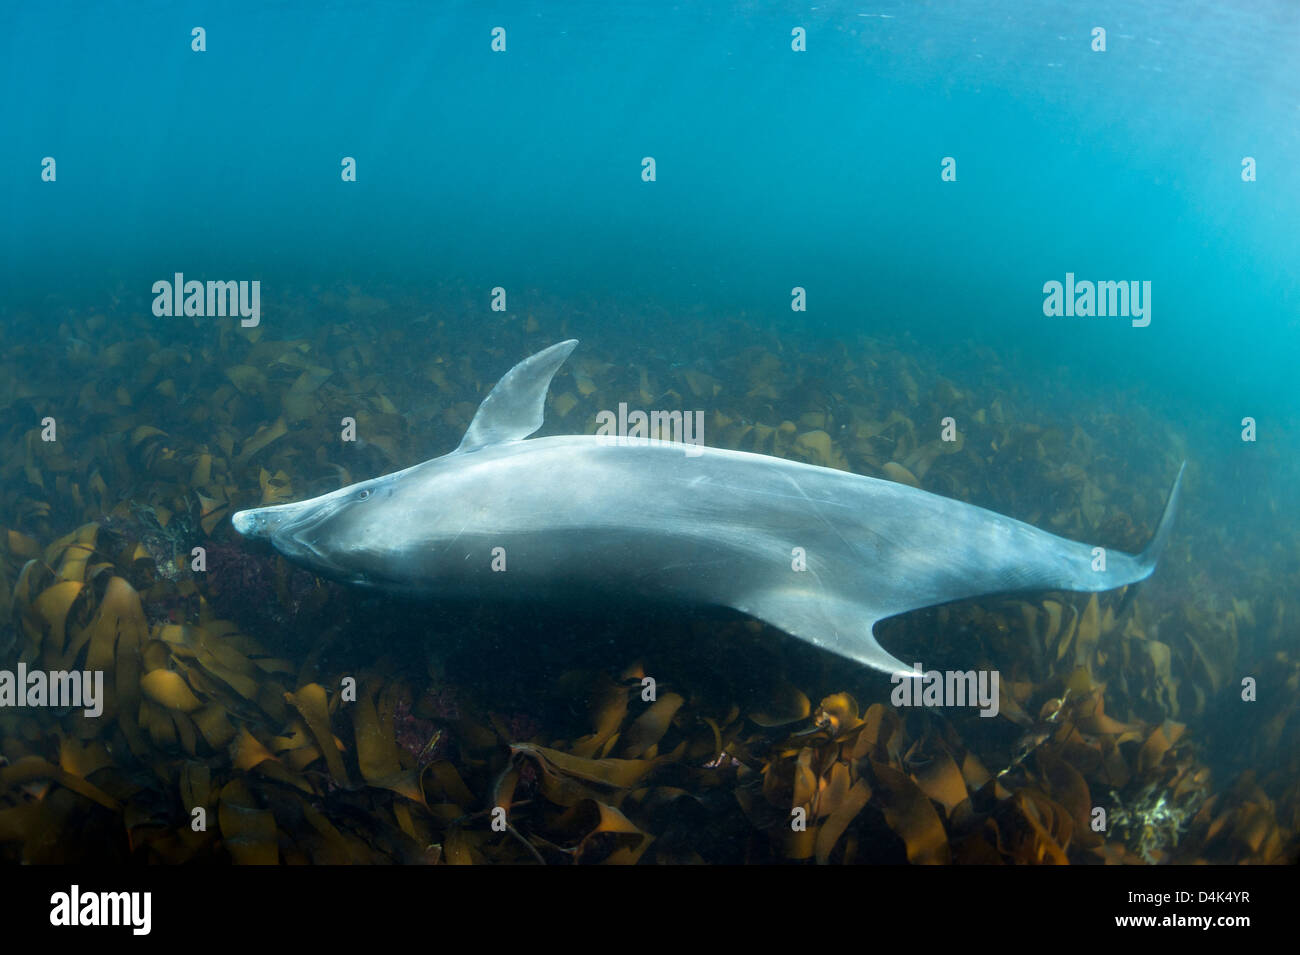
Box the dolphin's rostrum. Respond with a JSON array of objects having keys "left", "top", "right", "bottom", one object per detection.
[{"left": 232, "top": 340, "right": 1184, "bottom": 677}]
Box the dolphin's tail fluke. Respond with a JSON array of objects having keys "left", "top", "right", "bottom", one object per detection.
[
  {"left": 1134, "top": 460, "right": 1185, "bottom": 577},
  {"left": 1052, "top": 460, "right": 1185, "bottom": 593}
]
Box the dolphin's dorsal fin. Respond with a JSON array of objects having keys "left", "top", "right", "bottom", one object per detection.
[{"left": 455, "top": 339, "right": 579, "bottom": 452}]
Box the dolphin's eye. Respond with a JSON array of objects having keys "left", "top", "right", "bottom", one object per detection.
[{"left": 357, "top": 489, "right": 371, "bottom": 501}]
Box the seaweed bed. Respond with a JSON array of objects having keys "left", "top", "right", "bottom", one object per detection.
[{"left": 1, "top": 287, "right": 1297, "bottom": 864}]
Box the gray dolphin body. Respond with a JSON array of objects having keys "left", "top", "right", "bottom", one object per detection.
[{"left": 232, "top": 340, "right": 1184, "bottom": 677}]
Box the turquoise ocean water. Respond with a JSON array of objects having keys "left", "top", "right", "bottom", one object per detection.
[{"left": 6, "top": 0, "right": 1297, "bottom": 585}]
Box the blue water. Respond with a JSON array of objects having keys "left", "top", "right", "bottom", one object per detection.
[
  {"left": 6, "top": 0, "right": 1295, "bottom": 550},
  {"left": 5, "top": 1, "right": 1296, "bottom": 385}
]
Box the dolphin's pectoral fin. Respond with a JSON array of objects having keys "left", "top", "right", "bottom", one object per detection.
[
  {"left": 732, "top": 588, "right": 913, "bottom": 677},
  {"left": 455, "top": 339, "right": 579, "bottom": 453}
]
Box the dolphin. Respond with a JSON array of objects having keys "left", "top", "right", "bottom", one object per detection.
[{"left": 231, "top": 340, "right": 1184, "bottom": 677}]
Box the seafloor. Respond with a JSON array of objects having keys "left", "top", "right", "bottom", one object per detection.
[{"left": 0, "top": 286, "right": 1295, "bottom": 864}]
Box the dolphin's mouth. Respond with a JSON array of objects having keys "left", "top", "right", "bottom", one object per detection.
[
  {"left": 285, "top": 532, "right": 342, "bottom": 577},
  {"left": 233, "top": 500, "right": 345, "bottom": 577},
  {"left": 274, "top": 505, "right": 352, "bottom": 580},
  {"left": 232, "top": 500, "right": 314, "bottom": 540}
]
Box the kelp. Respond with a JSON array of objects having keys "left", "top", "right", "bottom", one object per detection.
[
  {"left": 0, "top": 516, "right": 1292, "bottom": 865},
  {"left": 0, "top": 301, "right": 1295, "bottom": 864}
]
